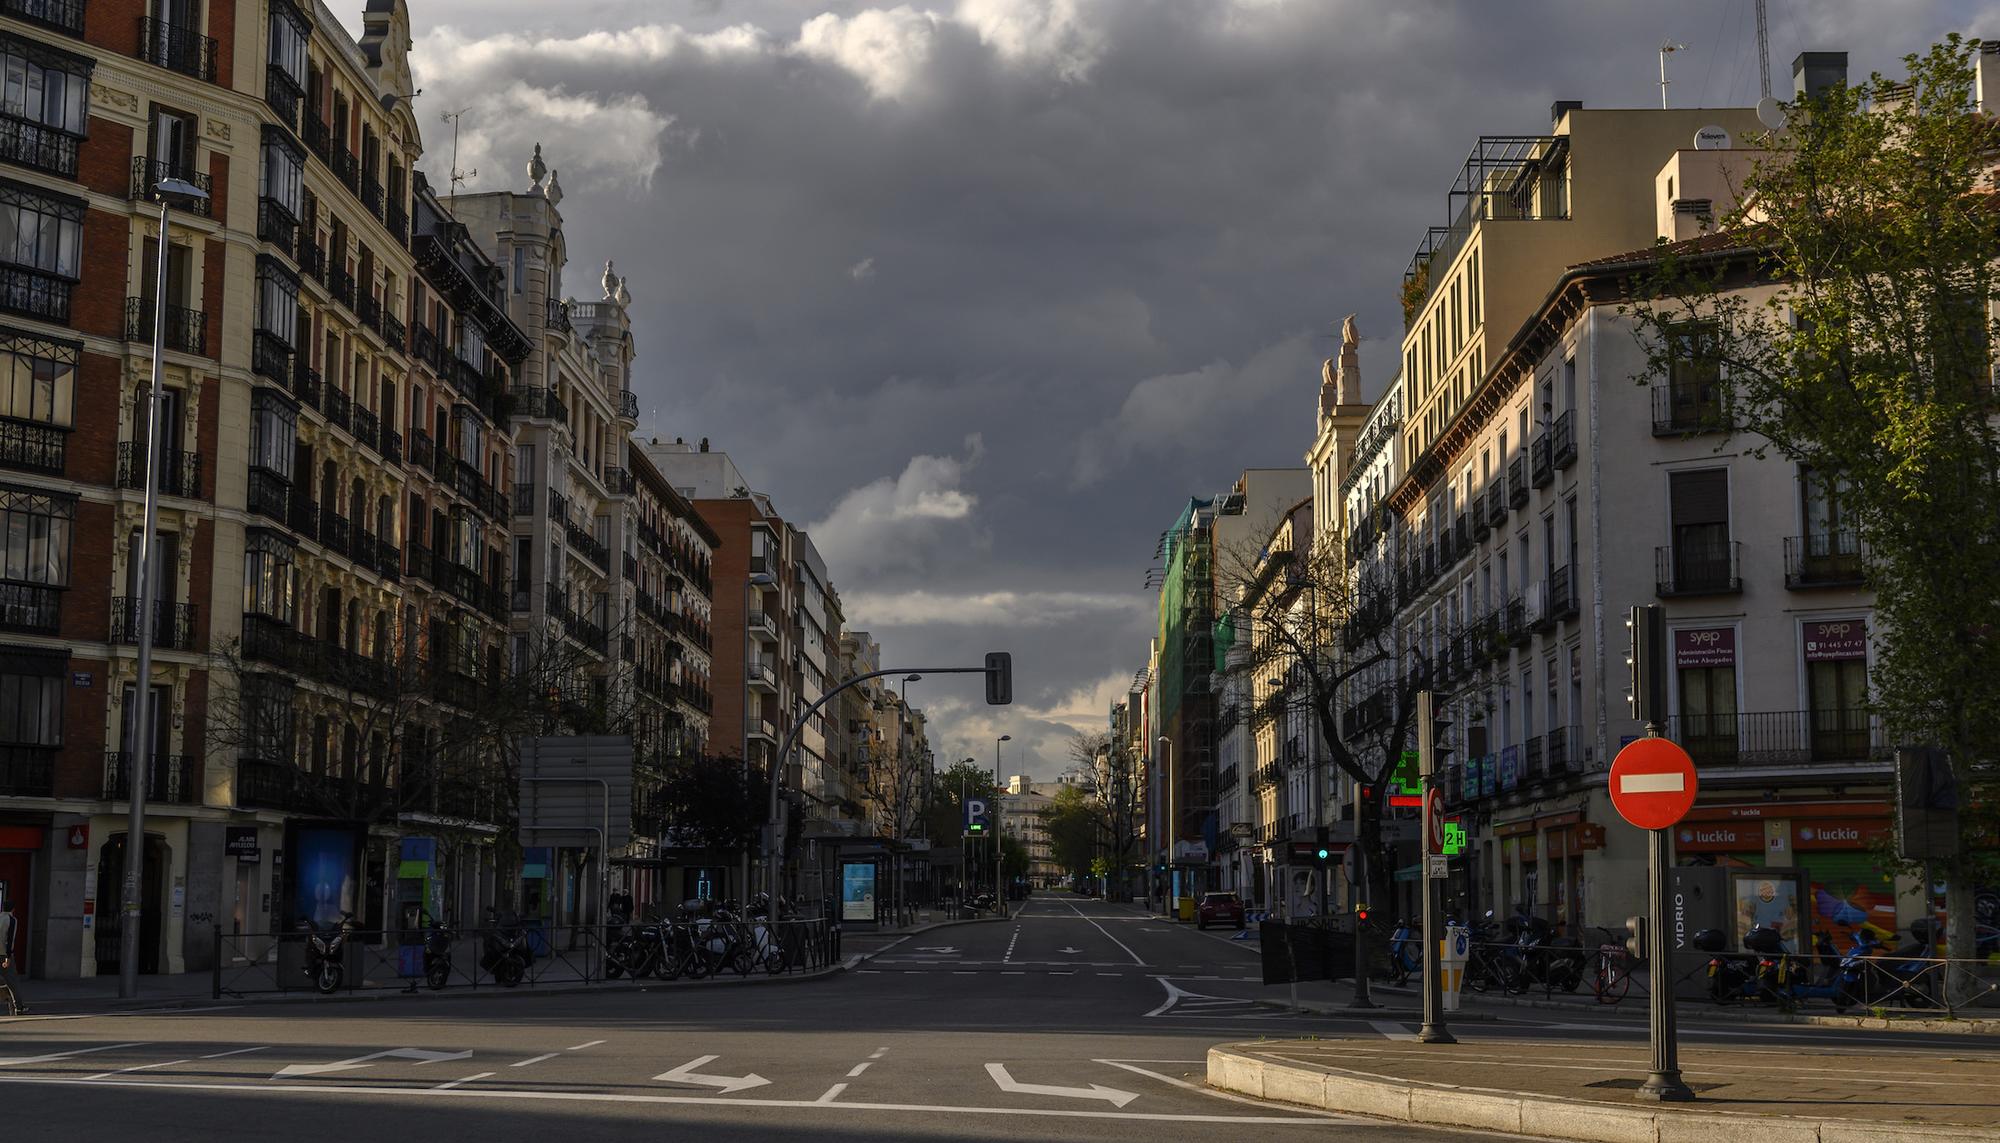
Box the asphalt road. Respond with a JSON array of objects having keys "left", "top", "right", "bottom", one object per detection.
[{"left": 1, "top": 895, "right": 1984, "bottom": 1141}]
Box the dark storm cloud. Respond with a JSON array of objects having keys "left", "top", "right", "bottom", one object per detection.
[{"left": 373, "top": 0, "right": 1984, "bottom": 777}]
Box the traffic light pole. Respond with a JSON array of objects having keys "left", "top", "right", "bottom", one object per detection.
[
  {"left": 1417, "top": 690, "right": 1454, "bottom": 1044},
  {"left": 1639, "top": 821, "right": 1691, "bottom": 1100}
]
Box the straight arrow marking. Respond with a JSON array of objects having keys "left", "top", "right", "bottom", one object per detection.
[
  {"left": 654, "top": 1055, "right": 770, "bottom": 1094},
  {"left": 273, "top": 1048, "right": 473, "bottom": 1079},
  {"left": 985, "top": 1062, "right": 1138, "bottom": 1108}
]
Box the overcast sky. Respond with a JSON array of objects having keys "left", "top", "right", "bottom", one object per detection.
[{"left": 349, "top": 0, "right": 1984, "bottom": 780}]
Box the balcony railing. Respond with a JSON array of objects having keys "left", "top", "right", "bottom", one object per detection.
[
  {"left": 0, "top": 111, "right": 80, "bottom": 178},
  {"left": 546, "top": 297, "right": 572, "bottom": 333},
  {"left": 0, "top": 417, "right": 64, "bottom": 475},
  {"left": 320, "top": 507, "right": 349, "bottom": 556},
  {"left": 1522, "top": 734, "right": 1545, "bottom": 781},
  {"left": 0, "top": 262, "right": 72, "bottom": 322},
  {"left": 1485, "top": 480, "right": 1505, "bottom": 523},
  {"left": 256, "top": 198, "right": 297, "bottom": 254},
  {"left": 129, "top": 157, "right": 212, "bottom": 215},
  {"left": 246, "top": 467, "right": 288, "bottom": 522},
  {"left": 264, "top": 64, "right": 302, "bottom": 129},
  {"left": 1530, "top": 432, "right": 1553, "bottom": 488},
  {"left": 1549, "top": 564, "right": 1579, "bottom": 620},
  {"left": 0, "top": 743, "right": 55, "bottom": 796},
  {"left": 1665, "top": 709, "right": 1885, "bottom": 768},
  {"left": 1785, "top": 532, "right": 1866, "bottom": 589},
  {"left": 1506, "top": 455, "right": 1528, "bottom": 507},
  {"left": 288, "top": 494, "right": 317, "bottom": 542},
  {"left": 386, "top": 201, "right": 408, "bottom": 244},
  {"left": 2, "top": 0, "right": 84, "bottom": 36},
  {"left": 605, "top": 466, "right": 635, "bottom": 495},
  {"left": 101, "top": 751, "right": 194, "bottom": 804},
  {"left": 1551, "top": 408, "right": 1577, "bottom": 468},
  {"left": 382, "top": 310, "right": 406, "bottom": 350},
  {"left": 350, "top": 404, "right": 380, "bottom": 452},
  {"left": 510, "top": 386, "right": 568, "bottom": 424},
  {"left": 324, "top": 385, "right": 351, "bottom": 431},
  {"left": 1545, "top": 725, "right": 1582, "bottom": 774},
  {"left": 409, "top": 429, "right": 433, "bottom": 473},
  {"left": 328, "top": 264, "right": 356, "bottom": 311},
  {"left": 137, "top": 18, "right": 217, "bottom": 82},
  {"left": 1652, "top": 381, "right": 1730, "bottom": 435},
  {"left": 615, "top": 389, "right": 640, "bottom": 420},
  {"left": 1655, "top": 539, "right": 1742, "bottom": 596},
  {"left": 0, "top": 580, "right": 60, "bottom": 633},
  {"left": 117, "top": 441, "right": 202, "bottom": 499},
  {"left": 124, "top": 297, "right": 206, "bottom": 355}
]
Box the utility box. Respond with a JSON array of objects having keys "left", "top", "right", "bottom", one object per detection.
[{"left": 1669, "top": 865, "right": 1728, "bottom": 998}]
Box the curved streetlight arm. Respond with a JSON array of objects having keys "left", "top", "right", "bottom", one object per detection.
[{"left": 766, "top": 664, "right": 1001, "bottom": 908}]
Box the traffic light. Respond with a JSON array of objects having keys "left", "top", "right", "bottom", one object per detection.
[
  {"left": 1624, "top": 914, "right": 1647, "bottom": 963},
  {"left": 1315, "top": 825, "right": 1331, "bottom": 863},
  {"left": 985, "top": 651, "right": 1013, "bottom": 705},
  {"left": 1430, "top": 701, "right": 1454, "bottom": 769},
  {"left": 1626, "top": 605, "right": 1666, "bottom": 726},
  {"left": 1356, "top": 903, "right": 1370, "bottom": 924}
]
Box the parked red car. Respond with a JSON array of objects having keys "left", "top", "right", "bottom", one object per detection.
[{"left": 1196, "top": 891, "right": 1246, "bottom": 930}]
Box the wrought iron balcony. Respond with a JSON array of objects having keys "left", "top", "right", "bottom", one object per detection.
[
  {"left": 124, "top": 297, "right": 206, "bottom": 355},
  {"left": 0, "top": 417, "right": 64, "bottom": 475},
  {"left": 350, "top": 403, "right": 379, "bottom": 452},
  {"left": 0, "top": 111, "right": 80, "bottom": 178},
  {"left": 362, "top": 179, "right": 383, "bottom": 219},
  {"left": 102, "top": 751, "right": 195, "bottom": 804},
  {"left": 264, "top": 64, "right": 302, "bottom": 129},
  {"left": 288, "top": 494, "right": 317, "bottom": 541},
  {"left": 386, "top": 201, "right": 408, "bottom": 244},
  {"left": 328, "top": 264, "right": 356, "bottom": 311},
  {"left": 0, "top": 579, "right": 59, "bottom": 632},
  {"left": 256, "top": 197, "right": 297, "bottom": 252},
  {"left": 0, "top": 262, "right": 72, "bottom": 322},
  {"left": 1486, "top": 480, "right": 1506, "bottom": 522},
  {"left": 324, "top": 385, "right": 350, "bottom": 431},
  {"left": 546, "top": 298, "right": 572, "bottom": 333},
  {"left": 117, "top": 441, "right": 202, "bottom": 499},
  {"left": 1530, "top": 432, "right": 1553, "bottom": 488},
  {"left": 2, "top": 0, "right": 84, "bottom": 36},
  {"left": 1652, "top": 380, "right": 1731, "bottom": 435},
  {"left": 1506, "top": 455, "right": 1528, "bottom": 506},
  {"left": 381, "top": 427, "right": 402, "bottom": 464},
  {"left": 382, "top": 310, "right": 406, "bottom": 350},
  {"left": 245, "top": 467, "right": 288, "bottom": 522},
  {"left": 137, "top": 18, "right": 217, "bottom": 81},
  {"left": 1551, "top": 408, "right": 1577, "bottom": 468},
  {"left": 129, "top": 157, "right": 212, "bottom": 214},
  {"left": 320, "top": 509, "right": 349, "bottom": 557},
  {"left": 606, "top": 465, "right": 635, "bottom": 495},
  {"left": 1545, "top": 725, "right": 1582, "bottom": 775},
  {"left": 1549, "top": 564, "right": 1579, "bottom": 620},
  {"left": 0, "top": 743, "right": 54, "bottom": 797},
  {"left": 1664, "top": 709, "right": 1885, "bottom": 768},
  {"left": 1655, "top": 539, "right": 1742, "bottom": 596},
  {"left": 1785, "top": 532, "right": 1866, "bottom": 589},
  {"left": 615, "top": 389, "right": 639, "bottom": 420}
]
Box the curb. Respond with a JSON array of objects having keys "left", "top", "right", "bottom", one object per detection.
[
  {"left": 1207, "top": 1045, "right": 1996, "bottom": 1143},
  {"left": 1365, "top": 983, "right": 2000, "bottom": 1037},
  {"left": 1254, "top": 998, "right": 1501, "bottom": 1022}
]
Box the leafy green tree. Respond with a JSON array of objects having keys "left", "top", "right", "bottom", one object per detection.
[
  {"left": 1044, "top": 784, "right": 1101, "bottom": 877},
  {"left": 1627, "top": 36, "right": 2000, "bottom": 966},
  {"left": 924, "top": 757, "right": 999, "bottom": 841}
]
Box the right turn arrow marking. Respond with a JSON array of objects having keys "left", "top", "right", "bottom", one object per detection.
[
  {"left": 986, "top": 1062, "right": 1138, "bottom": 1107},
  {"left": 655, "top": 1055, "right": 770, "bottom": 1094}
]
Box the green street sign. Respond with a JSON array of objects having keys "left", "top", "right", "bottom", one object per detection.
[{"left": 1442, "top": 818, "right": 1467, "bottom": 857}]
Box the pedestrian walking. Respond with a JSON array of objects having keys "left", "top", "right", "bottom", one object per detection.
[{"left": 0, "top": 887, "right": 26, "bottom": 1015}]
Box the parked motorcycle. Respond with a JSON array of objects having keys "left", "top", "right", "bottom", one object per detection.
[
  {"left": 1463, "top": 913, "right": 1524, "bottom": 994},
  {"left": 300, "top": 911, "right": 355, "bottom": 995},
  {"left": 421, "top": 913, "right": 455, "bottom": 991},
  {"left": 1837, "top": 922, "right": 1938, "bottom": 1009},
  {"left": 1514, "top": 916, "right": 1586, "bottom": 994},
  {"left": 480, "top": 909, "right": 532, "bottom": 987}
]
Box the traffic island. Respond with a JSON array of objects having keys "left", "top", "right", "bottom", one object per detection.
[{"left": 1208, "top": 1037, "right": 2000, "bottom": 1142}]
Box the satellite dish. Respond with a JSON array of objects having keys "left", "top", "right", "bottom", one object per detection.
[
  {"left": 1756, "top": 96, "right": 1785, "bottom": 130},
  {"left": 1693, "top": 125, "right": 1732, "bottom": 150}
]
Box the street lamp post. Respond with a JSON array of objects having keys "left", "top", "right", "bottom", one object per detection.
[
  {"left": 121, "top": 176, "right": 209, "bottom": 1000},
  {"left": 1157, "top": 734, "right": 1173, "bottom": 919},
  {"left": 994, "top": 734, "right": 1010, "bottom": 917}
]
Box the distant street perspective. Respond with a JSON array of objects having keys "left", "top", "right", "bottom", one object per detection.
[{"left": 2, "top": 2, "right": 1999, "bottom": 1142}]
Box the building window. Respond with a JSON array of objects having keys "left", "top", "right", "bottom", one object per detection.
[
  {"left": 249, "top": 388, "right": 296, "bottom": 481},
  {"left": 241, "top": 671, "right": 295, "bottom": 761},
  {"left": 0, "top": 31, "right": 91, "bottom": 177},
  {"left": 0, "top": 326, "right": 73, "bottom": 475},
  {"left": 255, "top": 257, "right": 299, "bottom": 348},
  {"left": 0, "top": 481, "right": 70, "bottom": 633},
  {"left": 259, "top": 125, "right": 302, "bottom": 219},
  {"left": 0, "top": 646, "right": 62, "bottom": 749},
  {"left": 1667, "top": 468, "right": 1732, "bottom": 591},
  {"left": 242, "top": 530, "right": 296, "bottom": 621},
  {"left": 1804, "top": 619, "right": 1870, "bottom": 760},
  {"left": 0, "top": 177, "right": 79, "bottom": 321},
  {"left": 512, "top": 245, "right": 524, "bottom": 294},
  {"left": 1674, "top": 627, "right": 1737, "bottom": 763},
  {"left": 265, "top": 0, "right": 308, "bottom": 98}
]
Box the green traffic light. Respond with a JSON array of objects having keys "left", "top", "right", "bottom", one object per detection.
[{"left": 1316, "top": 848, "right": 1330, "bottom": 860}]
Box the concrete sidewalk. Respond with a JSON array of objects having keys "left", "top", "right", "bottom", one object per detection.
[{"left": 1210, "top": 1035, "right": 2000, "bottom": 1143}]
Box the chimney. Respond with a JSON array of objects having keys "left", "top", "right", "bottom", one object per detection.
[
  {"left": 1550, "top": 100, "right": 1582, "bottom": 130},
  {"left": 1792, "top": 52, "right": 1847, "bottom": 104},
  {"left": 699, "top": 437, "right": 709, "bottom": 452}
]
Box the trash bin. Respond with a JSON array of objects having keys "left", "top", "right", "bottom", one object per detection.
[
  {"left": 1178, "top": 898, "right": 1196, "bottom": 923},
  {"left": 1440, "top": 924, "right": 1469, "bottom": 1011}
]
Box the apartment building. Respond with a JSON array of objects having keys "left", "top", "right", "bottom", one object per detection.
[
  {"left": 1349, "top": 64, "right": 1904, "bottom": 934},
  {"left": 999, "top": 775, "right": 1055, "bottom": 887},
  {"left": 0, "top": 0, "right": 550, "bottom": 979}
]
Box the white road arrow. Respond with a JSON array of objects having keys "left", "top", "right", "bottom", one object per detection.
[
  {"left": 654, "top": 1055, "right": 770, "bottom": 1094},
  {"left": 985, "top": 1062, "right": 1138, "bottom": 1107},
  {"left": 1055, "top": 946, "right": 1083, "bottom": 954},
  {"left": 912, "top": 946, "right": 960, "bottom": 955},
  {"left": 274, "top": 1048, "right": 472, "bottom": 1078}
]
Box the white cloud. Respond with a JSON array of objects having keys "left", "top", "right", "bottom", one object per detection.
[
  {"left": 957, "top": 0, "right": 1107, "bottom": 81},
  {"left": 795, "top": 6, "right": 945, "bottom": 100},
  {"left": 849, "top": 256, "right": 878, "bottom": 281},
  {"left": 842, "top": 588, "right": 1144, "bottom": 628},
  {"left": 806, "top": 435, "right": 985, "bottom": 575}
]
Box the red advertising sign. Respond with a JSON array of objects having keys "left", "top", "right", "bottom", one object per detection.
[
  {"left": 1674, "top": 821, "right": 1758, "bottom": 851},
  {"left": 1609, "top": 737, "right": 1700, "bottom": 830},
  {"left": 1674, "top": 627, "right": 1735, "bottom": 669},
  {"left": 1804, "top": 619, "right": 1867, "bottom": 662}
]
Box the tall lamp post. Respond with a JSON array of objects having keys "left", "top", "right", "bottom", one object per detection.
[
  {"left": 994, "top": 734, "right": 1010, "bottom": 917},
  {"left": 122, "top": 176, "right": 209, "bottom": 999},
  {"left": 1157, "top": 735, "right": 1173, "bottom": 919}
]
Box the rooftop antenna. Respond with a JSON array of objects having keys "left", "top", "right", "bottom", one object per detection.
[
  {"left": 1659, "top": 41, "right": 1687, "bottom": 109},
  {"left": 1754, "top": 0, "right": 1771, "bottom": 101},
  {"left": 440, "top": 108, "right": 476, "bottom": 204}
]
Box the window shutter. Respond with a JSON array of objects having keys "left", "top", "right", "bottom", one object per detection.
[{"left": 1669, "top": 469, "right": 1729, "bottom": 527}]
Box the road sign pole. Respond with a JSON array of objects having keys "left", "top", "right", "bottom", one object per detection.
[
  {"left": 1416, "top": 690, "right": 1453, "bottom": 1044},
  {"left": 1640, "top": 821, "right": 1693, "bottom": 1101}
]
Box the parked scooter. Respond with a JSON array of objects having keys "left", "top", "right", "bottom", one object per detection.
[
  {"left": 1752, "top": 931, "right": 1842, "bottom": 1006},
  {"left": 1386, "top": 918, "right": 1420, "bottom": 986},
  {"left": 480, "top": 909, "right": 532, "bottom": 987},
  {"left": 421, "top": 913, "right": 455, "bottom": 991},
  {"left": 299, "top": 911, "right": 355, "bottom": 995},
  {"left": 1838, "top": 921, "right": 1939, "bottom": 1009},
  {"left": 1515, "top": 917, "right": 1586, "bottom": 994},
  {"left": 1694, "top": 926, "right": 1763, "bottom": 1003}
]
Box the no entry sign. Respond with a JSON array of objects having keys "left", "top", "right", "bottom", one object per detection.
[{"left": 1609, "top": 737, "right": 1699, "bottom": 830}]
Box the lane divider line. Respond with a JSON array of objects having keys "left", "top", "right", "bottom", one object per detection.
[
  {"left": 82, "top": 1059, "right": 187, "bottom": 1081},
  {"left": 434, "top": 1072, "right": 495, "bottom": 1090},
  {"left": 846, "top": 1062, "right": 871, "bottom": 1077},
  {"left": 816, "top": 1082, "right": 848, "bottom": 1103},
  {"left": 199, "top": 1047, "right": 269, "bottom": 1060},
  {"left": 567, "top": 1040, "right": 606, "bottom": 1051},
  {"left": 511, "top": 1054, "right": 558, "bottom": 1068}
]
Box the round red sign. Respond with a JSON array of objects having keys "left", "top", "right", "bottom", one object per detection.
[
  {"left": 1425, "top": 786, "right": 1445, "bottom": 854},
  {"left": 1608, "top": 737, "right": 1700, "bottom": 830}
]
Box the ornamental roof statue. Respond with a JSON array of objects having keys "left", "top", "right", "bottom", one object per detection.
[{"left": 527, "top": 142, "right": 547, "bottom": 188}]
